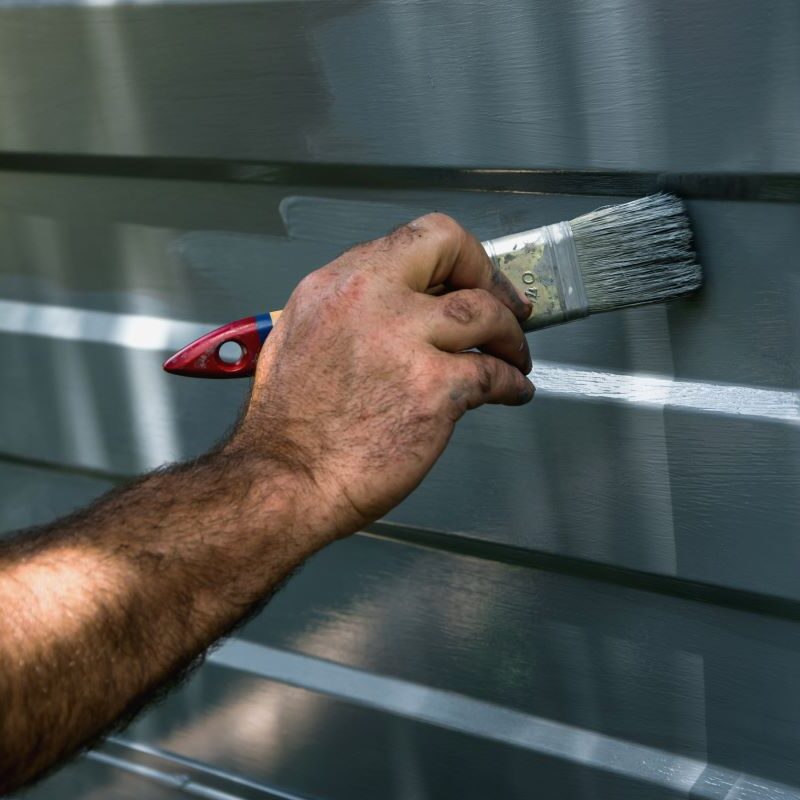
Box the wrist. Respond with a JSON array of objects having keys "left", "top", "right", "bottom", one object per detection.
[
  {"left": 225, "top": 405, "right": 367, "bottom": 545},
  {"left": 213, "top": 441, "right": 342, "bottom": 552}
]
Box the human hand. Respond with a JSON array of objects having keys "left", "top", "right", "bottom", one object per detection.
[{"left": 232, "top": 214, "right": 534, "bottom": 541}]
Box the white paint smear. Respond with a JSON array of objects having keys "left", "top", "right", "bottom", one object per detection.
[
  {"left": 533, "top": 362, "right": 800, "bottom": 423},
  {"left": 2, "top": 298, "right": 797, "bottom": 423}
]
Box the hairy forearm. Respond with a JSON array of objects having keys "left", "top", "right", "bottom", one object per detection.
[
  {"left": 0, "top": 449, "right": 324, "bottom": 792},
  {"left": 0, "top": 212, "right": 534, "bottom": 792}
]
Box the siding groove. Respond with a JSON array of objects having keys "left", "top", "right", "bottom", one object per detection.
[{"left": 1, "top": 154, "right": 799, "bottom": 202}]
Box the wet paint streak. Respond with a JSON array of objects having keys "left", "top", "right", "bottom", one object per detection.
[
  {"left": 533, "top": 362, "right": 800, "bottom": 423},
  {"left": 1, "top": 298, "right": 796, "bottom": 422}
]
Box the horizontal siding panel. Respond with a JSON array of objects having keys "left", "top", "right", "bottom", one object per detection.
[
  {"left": 106, "top": 665, "right": 720, "bottom": 800},
  {"left": 393, "top": 396, "right": 800, "bottom": 593},
  {"left": 240, "top": 535, "right": 800, "bottom": 790},
  {"left": 2, "top": 173, "right": 799, "bottom": 389},
  {"left": 1, "top": 186, "right": 799, "bottom": 598},
  {"left": 0, "top": 342, "right": 797, "bottom": 600},
  {"left": 124, "top": 666, "right": 608, "bottom": 800},
  {"left": 0, "top": 1, "right": 798, "bottom": 173},
  {"left": 59, "top": 532, "right": 800, "bottom": 798}
]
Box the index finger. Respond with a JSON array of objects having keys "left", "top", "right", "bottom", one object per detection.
[{"left": 383, "top": 213, "right": 532, "bottom": 324}]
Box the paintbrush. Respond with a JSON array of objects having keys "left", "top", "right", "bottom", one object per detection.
[{"left": 163, "top": 193, "right": 701, "bottom": 378}]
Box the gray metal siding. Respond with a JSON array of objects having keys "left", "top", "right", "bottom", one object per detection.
[
  {"left": 2, "top": 1, "right": 799, "bottom": 798},
  {"left": 1, "top": 0, "right": 798, "bottom": 173}
]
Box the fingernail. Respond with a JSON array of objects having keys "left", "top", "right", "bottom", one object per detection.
[
  {"left": 519, "top": 339, "right": 532, "bottom": 374},
  {"left": 519, "top": 380, "right": 535, "bottom": 404}
]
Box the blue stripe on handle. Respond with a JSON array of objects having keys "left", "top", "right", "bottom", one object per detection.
[{"left": 254, "top": 312, "right": 274, "bottom": 344}]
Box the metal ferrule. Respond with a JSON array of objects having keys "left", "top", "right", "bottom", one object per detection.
[{"left": 482, "top": 222, "right": 589, "bottom": 331}]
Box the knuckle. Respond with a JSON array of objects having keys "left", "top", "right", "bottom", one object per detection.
[
  {"left": 412, "top": 212, "right": 463, "bottom": 243},
  {"left": 375, "top": 212, "right": 461, "bottom": 252},
  {"left": 334, "top": 268, "right": 369, "bottom": 301},
  {"left": 376, "top": 222, "right": 421, "bottom": 252},
  {"left": 441, "top": 291, "right": 482, "bottom": 325},
  {"left": 471, "top": 358, "right": 495, "bottom": 395},
  {"left": 295, "top": 268, "right": 328, "bottom": 297}
]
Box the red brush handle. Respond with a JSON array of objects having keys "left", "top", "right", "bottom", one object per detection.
[{"left": 162, "top": 312, "right": 279, "bottom": 378}]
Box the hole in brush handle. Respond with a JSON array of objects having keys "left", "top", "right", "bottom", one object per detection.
[
  {"left": 218, "top": 340, "right": 246, "bottom": 365},
  {"left": 162, "top": 313, "right": 274, "bottom": 378}
]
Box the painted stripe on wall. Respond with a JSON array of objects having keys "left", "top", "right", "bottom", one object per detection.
[
  {"left": 536, "top": 362, "right": 800, "bottom": 423},
  {"left": 1, "top": 298, "right": 797, "bottom": 423}
]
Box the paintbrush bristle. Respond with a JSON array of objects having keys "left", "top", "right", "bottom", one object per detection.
[{"left": 571, "top": 193, "right": 702, "bottom": 313}]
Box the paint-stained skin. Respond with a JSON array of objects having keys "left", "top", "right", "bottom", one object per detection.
[
  {"left": 376, "top": 220, "right": 425, "bottom": 251},
  {"left": 442, "top": 293, "right": 484, "bottom": 326},
  {"left": 489, "top": 259, "right": 533, "bottom": 323}
]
